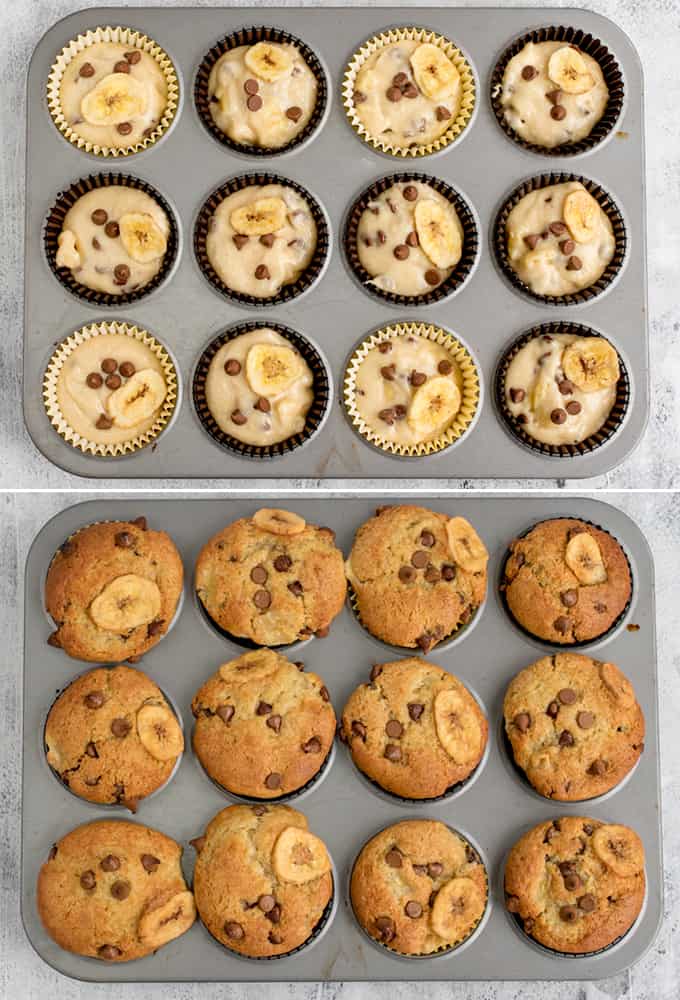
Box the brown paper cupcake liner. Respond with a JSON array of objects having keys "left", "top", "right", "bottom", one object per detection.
[
  {"left": 43, "top": 321, "right": 178, "bottom": 457},
  {"left": 195, "top": 25, "right": 328, "bottom": 156},
  {"left": 506, "top": 906, "right": 638, "bottom": 959},
  {"left": 490, "top": 25, "right": 625, "bottom": 157},
  {"left": 343, "top": 172, "right": 479, "bottom": 306},
  {"left": 192, "top": 320, "right": 330, "bottom": 459},
  {"left": 343, "top": 321, "right": 480, "bottom": 458},
  {"left": 193, "top": 173, "right": 329, "bottom": 307},
  {"left": 44, "top": 174, "right": 179, "bottom": 306},
  {"left": 493, "top": 172, "right": 627, "bottom": 305},
  {"left": 495, "top": 321, "right": 630, "bottom": 458},
  {"left": 47, "top": 25, "right": 179, "bottom": 158},
  {"left": 194, "top": 589, "right": 321, "bottom": 653},
  {"left": 342, "top": 27, "right": 476, "bottom": 158},
  {"left": 498, "top": 515, "right": 634, "bottom": 650}
]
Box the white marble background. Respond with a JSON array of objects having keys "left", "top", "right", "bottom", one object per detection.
[{"left": 1, "top": 0, "right": 679, "bottom": 490}]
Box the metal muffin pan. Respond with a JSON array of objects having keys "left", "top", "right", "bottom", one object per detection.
[
  {"left": 21, "top": 496, "right": 662, "bottom": 982},
  {"left": 23, "top": 7, "right": 647, "bottom": 479}
]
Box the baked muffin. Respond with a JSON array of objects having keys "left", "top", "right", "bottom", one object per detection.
[
  {"left": 195, "top": 508, "right": 346, "bottom": 646},
  {"left": 504, "top": 181, "right": 615, "bottom": 297},
  {"left": 499, "top": 42, "right": 609, "bottom": 149},
  {"left": 503, "top": 331, "right": 620, "bottom": 447},
  {"left": 38, "top": 819, "right": 196, "bottom": 962},
  {"left": 191, "top": 648, "right": 335, "bottom": 798},
  {"left": 502, "top": 518, "right": 631, "bottom": 644},
  {"left": 505, "top": 816, "right": 645, "bottom": 954},
  {"left": 503, "top": 654, "right": 644, "bottom": 800},
  {"left": 350, "top": 819, "right": 487, "bottom": 956},
  {"left": 207, "top": 39, "right": 318, "bottom": 150},
  {"left": 45, "top": 665, "right": 183, "bottom": 811},
  {"left": 55, "top": 186, "right": 171, "bottom": 297},
  {"left": 356, "top": 180, "right": 463, "bottom": 296},
  {"left": 45, "top": 517, "right": 183, "bottom": 662},
  {"left": 341, "top": 657, "right": 487, "bottom": 799},
  {"left": 345, "top": 505, "right": 488, "bottom": 652},
  {"left": 192, "top": 803, "right": 333, "bottom": 957}
]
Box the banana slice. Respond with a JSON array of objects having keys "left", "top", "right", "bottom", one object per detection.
[
  {"left": 136, "top": 703, "right": 184, "bottom": 761},
  {"left": 530, "top": 373, "right": 556, "bottom": 427},
  {"left": 219, "top": 648, "right": 280, "bottom": 684},
  {"left": 80, "top": 72, "right": 147, "bottom": 126},
  {"left": 56, "top": 230, "right": 81, "bottom": 269},
  {"left": 252, "top": 508, "right": 306, "bottom": 536},
  {"left": 433, "top": 689, "right": 481, "bottom": 764},
  {"left": 563, "top": 189, "right": 601, "bottom": 243},
  {"left": 244, "top": 42, "right": 292, "bottom": 83},
  {"left": 547, "top": 46, "right": 595, "bottom": 95},
  {"left": 565, "top": 532, "right": 607, "bottom": 585},
  {"left": 272, "top": 826, "right": 331, "bottom": 884},
  {"left": 138, "top": 890, "right": 196, "bottom": 949},
  {"left": 106, "top": 370, "right": 167, "bottom": 429},
  {"left": 430, "top": 877, "right": 484, "bottom": 940},
  {"left": 414, "top": 200, "right": 462, "bottom": 269},
  {"left": 562, "top": 338, "right": 619, "bottom": 392},
  {"left": 245, "top": 344, "right": 303, "bottom": 397},
  {"left": 446, "top": 517, "right": 488, "bottom": 574},
  {"left": 230, "top": 196, "right": 287, "bottom": 236},
  {"left": 408, "top": 376, "right": 461, "bottom": 435},
  {"left": 409, "top": 43, "right": 460, "bottom": 101},
  {"left": 592, "top": 824, "right": 644, "bottom": 877},
  {"left": 119, "top": 213, "right": 167, "bottom": 264},
  {"left": 89, "top": 574, "right": 162, "bottom": 632}
]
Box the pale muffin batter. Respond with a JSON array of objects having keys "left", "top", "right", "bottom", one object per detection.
[
  {"left": 55, "top": 333, "right": 168, "bottom": 445},
  {"left": 500, "top": 41, "right": 608, "bottom": 149},
  {"left": 354, "top": 335, "right": 464, "bottom": 447},
  {"left": 59, "top": 42, "right": 168, "bottom": 148},
  {"left": 205, "top": 328, "right": 314, "bottom": 446},
  {"left": 208, "top": 42, "right": 317, "bottom": 149},
  {"left": 357, "top": 181, "right": 463, "bottom": 295},
  {"left": 505, "top": 181, "right": 615, "bottom": 297},
  {"left": 505, "top": 333, "right": 619, "bottom": 446},
  {"left": 353, "top": 40, "right": 462, "bottom": 149},
  {"left": 55, "top": 187, "right": 170, "bottom": 296},
  {"left": 205, "top": 183, "right": 317, "bottom": 299}
]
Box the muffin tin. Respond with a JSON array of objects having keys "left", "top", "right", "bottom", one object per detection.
[
  {"left": 23, "top": 7, "right": 647, "bottom": 479},
  {"left": 21, "top": 496, "right": 661, "bottom": 981}
]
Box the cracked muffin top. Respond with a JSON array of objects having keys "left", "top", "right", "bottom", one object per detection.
[
  {"left": 502, "top": 518, "right": 631, "bottom": 644},
  {"left": 505, "top": 816, "right": 645, "bottom": 954},
  {"left": 195, "top": 508, "right": 346, "bottom": 646},
  {"left": 38, "top": 819, "right": 196, "bottom": 962},
  {"left": 345, "top": 505, "right": 488, "bottom": 652},
  {"left": 503, "top": 654, "right": 644, "bottom": 801},
  {"left": 45, "top": 517, "right": 184, "bottom": 663},
  {"left": 350, "top": 819, "right": 487, "bottom": 956},
  {"left": 192, "top": 803, "right": 333, "bottom": 958},
  {"left": 191, "top": 648, "right": 335, "bottom": 798},
  {"left": 341, "top": 657, "right": 487, "bottom": 799},
  {"left": 45, "top": 665, "right": 183, "bottom": 811}
]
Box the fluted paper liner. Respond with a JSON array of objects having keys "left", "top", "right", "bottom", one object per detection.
[
  {"left": 47, "top": 25, "right": 179, "bottom": 157},
  {"left": 343, "top": 321, "right": 480, "bottom": 457},
  {"left": 343, "top": 27, "right": 475, "bottom": 158},
  {"left": 43, "top": 321, "right": 178, "bottom": 457}
]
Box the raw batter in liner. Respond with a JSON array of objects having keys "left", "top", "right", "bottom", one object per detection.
[
  {"left": 208, "top": 42, "right": 317, "bottom": 149},
  {"left": 205, "top": 328, "right": 314, "bottom": 446},
  {"left": 205, "top": 184, "right": 317, "bottom": 299},
  {"left": 59, "top": 42, "right": 168, "bottom": 149}
]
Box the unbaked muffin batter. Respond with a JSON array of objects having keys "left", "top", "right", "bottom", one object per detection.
[
  {"left": 499, "top": 41, "right": 608, "bottom": 149},
  {"left": 208, "top": 41, "right": 317, "bottom": 149},
  {"left": 505, "top": 333, "right": 619, "bottom": 446},
  {"left": 204, "top": 328, "right": 314, "bottom": 446},
  {"left": 55, "top": 187, "right": 170, "bottom": 296},
  {"left": 505, "top": 181, "right": 615, "bottom": 297},
  {"left": 59, "top": 42, "right": 168, "bottom": 148},
  {"left": 206, "top": 184, "right": 317, "bottom": 299},
  {"left": 357, "top": 181, "right": 463, "bottom": 295}
]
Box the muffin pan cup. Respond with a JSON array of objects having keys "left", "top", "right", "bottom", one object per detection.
[{"left": 21, "top": 496, "right": 661, "bottom": 983}]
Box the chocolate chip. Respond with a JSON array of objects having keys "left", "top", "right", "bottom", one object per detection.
[
  {"left": 247, "top": 94, "right": 263, "bottom": 111},
  {"left": 558, "top": 688, "right": 577, "bottom": 705},
  {"left": 403, "top": 185, "right": 418, "bottom": 202},
  {"left": 559, "top": 729, "right": 574, "bottom": 747},
  {"left": 589, "top": 758, "right": 606, "bottom": 775},
  {"left": 521, "top": 65, "right": 538, "bottom": 80},
  {"left": 272, "top": 554, "right": 291, "bottom": 573},
  {"left": 111, "top": 718, "right": 131, "bottom": 738},
  {"left": 405, "top": 231, "right": 419, "bottom": 248},
  {"left": 374, "top": 916, "right": 395, "bottom": 941},
  {"left": 79, "top": 62, "right": 95, "bottom": 78},
  {"left": 111, "top": 880, "right": 131, "bottom": 900},
  {"left": 101, "top": 358, "right": 117, "bottom": 374},
  {"left": 86, "top": 372, "right": 103, "bottom": 389},
  {"left": 114, "top": 60, "right": 130, "bottom": 73},
  {"left": 410, "top": 370, "right": 427, "bottom": 387},
  {"left": 92, "top": 237, "right": 101, "bottom": 250},
  {"left": 104, "top": 221, "right": 120, "bottom": 239},
  {"left": 561, "top": 589, "right": 578, "bottom": 608},
  {"left": 85, "top": 741, "right": 98, "bottom": 758},
  {"left": 286, "top": 106, "right": 303, "bottom": 122},
  {"left": 558, "top": 379, "right": 575, "bottom": 395},
  {"left": 244, "top": 79, "right": 259, "bottom": 95},
  {"left": 225, "top": 921, "right": 244, "bottom": 939},
  {"left": 550, "top": 408, "right": 567, "bottom": 425},
  {"left": 265, "top": 772, "right": 281, "bottom": 789},
  {"left": 147, "top": 620, "right": 163, "bottom": 637},
  {"left": 288, "top": 581, "right": 303, "bottom": 596},
  {"left": 113, "top": 264, "right": 130, "bottom": 286},
  {"left": 370, "top": 664, "right": 383, "bottom": 681},
  {"left": 380, "top": 364, "right": 396, "bottom": 381},
  {"left": 408, "top": 703, "right": 424, "bottom": 721},
  {"left": 566, "top": 400, "right": 582, "bottom": 415},
  {"left": 425, "top": 566, "right": 441, "bottom": 583},
  {"left": 514, "top": 712, "right": 531, "bottom": 732},
  {"left": 139, "top": 853, "right": 160, "bottom": 873},
  {"left": 384, "top": 744, "right": 402, "bottom": 762},
  {"left": 91, "top": 209, "right": 108, "bottom": 226},
  {"left": 509, "top": 387, "right": 525, "bottom": 404},
  {"left": 378, "top": 408, "right": 396, "bottom": 425},
  {"left": 125, "top": 50, "right": 141, "bottom": 65},
  {"left": 378, "top": 342, "right": 392, "bottom": 354},
  {"left": 413, "top": 865, "right": 427, "bottom": 876},
  {"left": 255, "top": 264, "right": 270, "bottom": 280},
  {"left": 257, "top": 701, "right": 272, "bottom": 716},
  {"left": 516, "top": 414, "right": 528, "bottom": 425},
  {"left": 436, "top": 105, "right": 452, "bottom": 121},
  {"left": 424, "top": 269, "right": 440, "bottom": 286},
  {"left": 258, "top": 894, "right": 276, "bottom": 912},
  {"left": 403, "top": 84, "right": 418, "bottom": 99},
  {"left": 441, "top": 564, "right": 456, "bottom": 581},
  {"left": 554, "top": 616, "right": 572, "bottom": 635},
  {"left": 84, "top": 691, "right": 104, "bottom": 709},
  {"left": 232, "top": 235, "right": 249, "bottom": 250},
  {"left": 119, "top": 362, "right": 135, "bottom": 378},
  {"left": 217, "top": 704, "right": 235, "bottom": 724},
  {"left": 560, "top": 905, "right": 579, "bottom": 923},
  {"left": 558, "top": 239, "right": 575, "bottom": 256},
  {"left": 405, "top": 900, "right": 422, "bottom": 918},
  {"left": 394, "top": 404, "right": 407, "bottom": 420},
  {"left": 351, "top": 720, "right": 367, "bottom": 741},
  {"left": 578, "top": 894, "right": 597, "bottom": 912},
  {"left": 80, "top": 870, "right": 96, "bottom": 889},
  {"left": 98, "top": 944, "right": 122, "bottom": 960},
  {"left": 353, "top": 90, "right": 366, "bottom": 104},
  {"left": 385, "top": 720, "right": 403, "bottom": 738},
  {"left": 100, "top": 854, "right": 120, "bottom": 872},
  {"left": 105, "top": 373, "right": 122, "bottom": 390},
  {"left": 250, "top": 564, "right": 268, "bottom": 584},
  {"left": 385, "top": 848, "right": 402, "bottom": 868},
  {"left": 411, "top": 550, "right": 428, "bottom": 568},
  {"left": 266, "top": 904, "right": 281, "bottom": 924},
  {"left": 566, "top": 255, "right": 583, "bottom": 271},
  {"left": 550, "top": 104, "right": 567, "bottom": 121},
  {"left": 116, "top": 122, "right": 133, "bottom": 135},
  {"left": 303, "top": 737, "right": 321, "bottom": 753},
  {"left": 549, "top": 221, "right": 567, "bottom": 235},
  {"left": 231, "top": 409, "right": 247, "bottom": 425},
  {"left": 577, "top": 711, "right": 594, "bottom": 729},
  {"left": 267, "top": 714, "right": 282, "bottom": 733},
  {"left": 386, "top": 86, "right": 403, "bottom": 102},
  {"left": 394, "top": 244, "right": 410, "bottom": 260},
  {"left": 524, "top": 233, "right": 540, "bottom": 250},
  {"left": 319, "top": 685, "right": 330, "bottom": 702},
  {"left": 115, "top": 531, "right": 134, "bottom": 549},
  {"left": 564, "top": 872, "right": 582, "bottom": 891}
]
